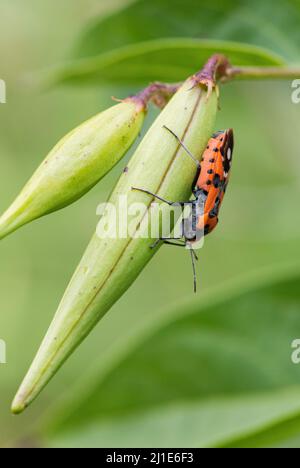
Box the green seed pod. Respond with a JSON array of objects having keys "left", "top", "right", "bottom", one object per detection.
[
  {"left": 0, "top": 99, "right": 145, "bottom": 240},
  {"left": 12, "top": 72, "right": 219, "bottom": 414}
]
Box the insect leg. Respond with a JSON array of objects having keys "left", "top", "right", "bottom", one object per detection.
[
  {"left": 150, "top": 237, "right": 185, "bottom": 249},
  {"left": 152, "top": 235, "right": 198, "bottom": 293},
  {"left": 132, "top": 187, "right": 186, "bottom": 206},
  {"left": 163, "top": 125, "right": 201, "bottom": 169},
  {"left": 162, "top": 240, "right": 186, "bottom": 247}
]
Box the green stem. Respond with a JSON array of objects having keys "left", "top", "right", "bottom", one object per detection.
[
  {"left": 140, "top": 58, "right": 300, "bottom": 110},
  {"left": 224, "top": 66, "right": 300, "bottom": 81}
]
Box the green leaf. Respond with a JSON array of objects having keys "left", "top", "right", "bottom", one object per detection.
[
  {"left": 47, "top": 39, "right": 284, "bottom": 86},
  {"left": 73, "top": 0, "right": 300, "bottom": 62},
  {"left": 48, "top": 389, "right": 300, "bottom": 448},
  {"left": 41, "top": 266, "right": 300, "bottom": 448},
  {"left": 223, "top": 413, "right": 300, "bottom": 448}
]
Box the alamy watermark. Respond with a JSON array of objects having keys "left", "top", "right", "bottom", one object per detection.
[
  {"left": 291, "top": 339, "right": 300, "bottom": 364},
  {"left": 0, "top": 339, "right": 6, "bottom": 364},
  {"left": 96, "top": 195, "right": 205, "bottom": 251},
  {"left": 0, "top": 79, "right": 6, "bottom": 104},
  {"left": 291, "top": 79, "right": 300, "bottom": 104}
]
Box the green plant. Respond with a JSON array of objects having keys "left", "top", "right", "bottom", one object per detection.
[
  {"left": 12, "top": 40, "right": 300, "bottom": 413},
  {"left": 12, "top": 59, "right": 219, "bottom": 414},
  {"left": 1, "top": 0, "right": 300, "bottom": 448},
  {"left": 0, "top": 99, "right": 145, "bottom": 240}
]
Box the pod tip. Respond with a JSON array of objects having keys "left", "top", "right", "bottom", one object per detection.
[
  {"left": 0, "top": 210, "right": 23, "bottom": 242},
  {"left": 11, "top": 395, "right": 26, "bottom": 415}
]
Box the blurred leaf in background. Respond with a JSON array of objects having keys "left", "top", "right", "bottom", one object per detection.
[
  {"left": 48, "top": 39, "right": 284, "bottom": 87},
  {"left": 43, "top": 268, "right": 300, "bottom": 448},
  {"left": 72, "top": 0, "right": 300, "bottom": 61},
  {"left": 47, "top": 0, "right": 300, "bottom": 85},
  {"left": 0, "top": 0, "right": 300, "bottom": 448}
]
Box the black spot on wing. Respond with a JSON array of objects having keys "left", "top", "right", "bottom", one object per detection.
[
  {"left": 209, "top": 208, "right": 218, "bottom": 219},
  {"left": 220, "top": 129, "right": 234, "bottom": 175},
  {"left": 204, "top": 224, "right": 210, "bottom": 235},
  {"left": 213, "top": 173, "right": 221, "bottom": 188}
]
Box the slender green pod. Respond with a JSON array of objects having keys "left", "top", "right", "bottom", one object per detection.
[
  {"left": 0, "top": 99, "right": 145, "bottom": 240},
  {"left": 12, "top": 68, "right": 219, "bottom": 414}
]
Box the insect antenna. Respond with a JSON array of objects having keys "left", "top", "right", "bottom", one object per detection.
[
  {"left": 163, "top": 126, "right": 201, "bottom": 169},
  {"left": 189, "top": 247, "right": 198, "bottom": 293}
]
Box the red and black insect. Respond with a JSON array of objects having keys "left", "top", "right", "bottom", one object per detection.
[{"left": 133, "top": 126, "right": 234, "bottom": 292}]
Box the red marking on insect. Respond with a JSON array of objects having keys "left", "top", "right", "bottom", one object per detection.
[{"left": 196, "top": 129, "right": 234, "bottom": 237}]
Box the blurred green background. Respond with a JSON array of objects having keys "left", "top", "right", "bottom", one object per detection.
[{"left": 1, "top": 0, "right": 300, "bottom": 448}]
